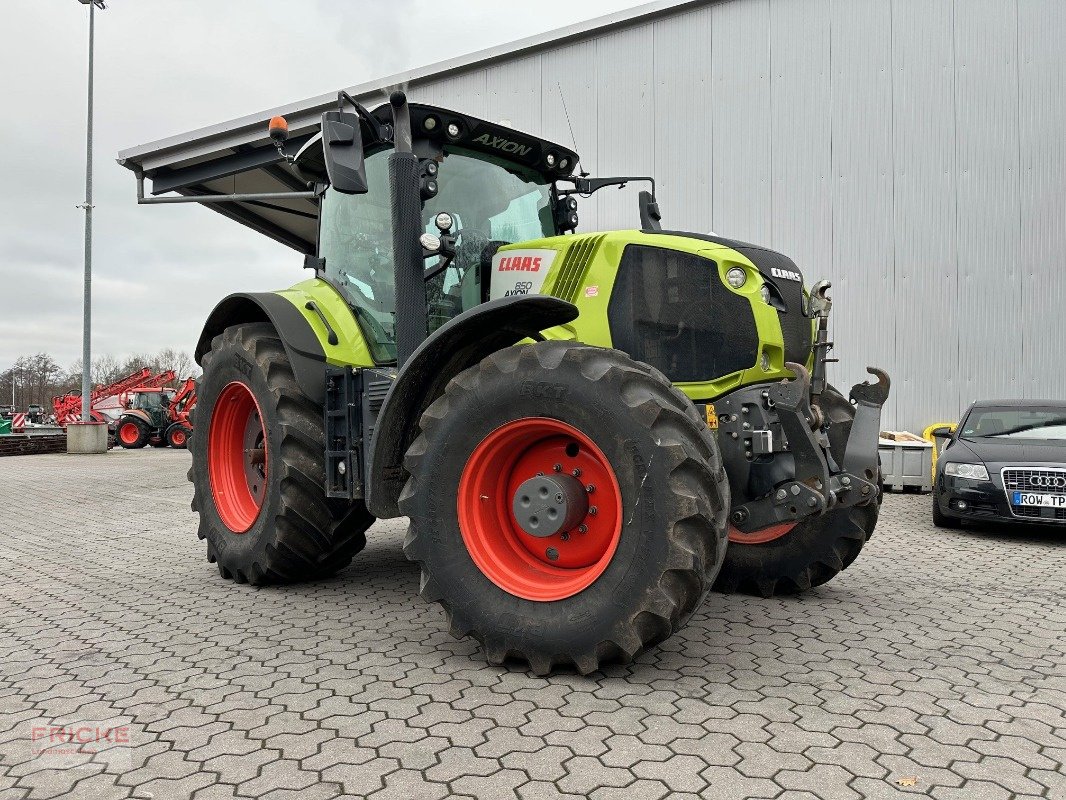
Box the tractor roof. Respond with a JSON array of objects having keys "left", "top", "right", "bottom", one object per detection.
[
  {"left": 115, "top": 1, "right": 697, "bottom": 253},
  {"left": 117, "top": 100, "right": 577, "bottom": 255}
]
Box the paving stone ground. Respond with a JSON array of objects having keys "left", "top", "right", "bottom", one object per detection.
[{"left": 0, "top": 448, "right": 1063, "bottom": 800}]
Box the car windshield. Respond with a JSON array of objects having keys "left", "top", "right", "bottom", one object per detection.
[
  {"left": 961, "top": 407, "right": 1066, "bottom": 440},
  {"left": 319, "top": 145, "right": 554, "bottom": 362}
]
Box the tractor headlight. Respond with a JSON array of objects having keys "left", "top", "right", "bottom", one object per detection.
[
  {"left": 944, "top": 462, "right": 989, "bottom": 481},
  {"left": 726, "top": 267, "right": 747, "bottom": 289},
  {"left": 760, "top": 284, "right": 772, "bottom": 304}
]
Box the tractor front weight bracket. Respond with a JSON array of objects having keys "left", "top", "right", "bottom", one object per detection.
[{"left": 708, "top": 363, "right": 890, "bottom": 533}]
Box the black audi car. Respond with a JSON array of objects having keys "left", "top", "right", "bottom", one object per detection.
[{"left": 932, "top": 399, "right": 1066, "bottom": 528}]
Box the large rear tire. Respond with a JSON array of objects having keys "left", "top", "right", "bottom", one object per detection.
[
  {"left": 189, "top": 322, "right": 373, "bottom": 584},
  {"left": 714, "top": 385, "right": 880, "bottom": 596},
  {"left": 116, "top": 416, "right": 149, "bottom": 449},
  {"left": 400, "top": 342, "right": 729, "bottom": 675}
]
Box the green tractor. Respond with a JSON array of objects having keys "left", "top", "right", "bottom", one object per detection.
[{"left": 126, "top": 92, "right": 888, "bottom": 674}]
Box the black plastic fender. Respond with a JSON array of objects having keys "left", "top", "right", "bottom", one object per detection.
[
  {"left": 366, "top": 294, "right": 579, "bottom": 519},
  {"left": 195, "top": 292, "right": 330, "bottom": 405}
]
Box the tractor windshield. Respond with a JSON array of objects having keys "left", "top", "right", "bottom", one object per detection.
[{"left": 319, "top": 146, "right": 554, "bottom": 362}]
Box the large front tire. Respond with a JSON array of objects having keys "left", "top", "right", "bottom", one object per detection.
[
  {"left": 400, "top": 342, "right": 729, "bottom": 675},
  {"left": 189, "top": 322, "right": 373, "bottom": 584},
  {"left": 714, "top": 385, "right": 880, "bottom": 596}
]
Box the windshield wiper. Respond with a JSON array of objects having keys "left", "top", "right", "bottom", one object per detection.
[{"left": 984, "top": 417, "right": 1066, "bottom": 437}]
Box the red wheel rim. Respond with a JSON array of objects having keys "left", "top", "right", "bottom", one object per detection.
[
  {"left": 171, "top": 429, "right": 187, "bottom": 446},
  {"left": 118, "top": 422, "right": 140, "bottom": 445},
  {"left": 728, "top": 521, "right": 796, "bottom": 544},
  {"left": 457, "top": 418, "right": 622, "bottom": 601},
  {"left": 208, "top": 382, "right": 267, "bottom": 533}
]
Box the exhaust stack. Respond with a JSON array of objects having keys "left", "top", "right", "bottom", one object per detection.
[{"left": 387, "top": 91, "right": 428, "bottom": 368}]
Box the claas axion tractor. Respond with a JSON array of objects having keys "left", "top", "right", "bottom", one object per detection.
[{"left": 122, "top": 91, "right": 889, "bottom": 674}]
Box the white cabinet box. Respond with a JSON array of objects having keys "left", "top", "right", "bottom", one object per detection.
[{"left": 878, "top": 437, "right": 933, "bottom": 493}]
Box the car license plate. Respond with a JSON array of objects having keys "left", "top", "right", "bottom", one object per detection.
[{"left": 1012, "top": 491, "right": 1066, "bottom": 508}]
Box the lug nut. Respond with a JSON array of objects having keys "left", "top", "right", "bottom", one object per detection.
[
  {"left": 578, "top": 524, "right": 588, "bottom": 533},
  {"left": 560, "top": 532, "right": 570, "bottom": 541},
  {"left": 586, "top": 484, "right": 595, "bottom": 493},
  {"left": 553, "top": 463, "right": 562, "bottom": 472},
  {"left": 571, "top": 468, "right": 582, "bottom": 477},
  {"left": 588, "top": 506, "right": 598, "bottom": 516},
  {"left": 546, "top": 547, "right": 559, "bottom": 561}
]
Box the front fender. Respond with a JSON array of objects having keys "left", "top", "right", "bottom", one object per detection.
[{"left": 365, "top": 294, "right": 579, "bottom": 519}]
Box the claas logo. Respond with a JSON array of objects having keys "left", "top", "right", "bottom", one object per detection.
[{"left": 498, "top": 255, "right": 542, "bottom": 272}]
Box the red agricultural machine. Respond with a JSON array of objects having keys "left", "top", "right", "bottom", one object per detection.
[
  {"left": 52, "top": 368, "right": 153, "bottom": 425},
  {"left": 52, "top": 369, "right": 197, "bottom": 449},
  {"left": 114, "top": 376, "right": 197, "bottom": 449}
]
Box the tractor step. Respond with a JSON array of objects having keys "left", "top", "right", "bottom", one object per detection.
[{"left": 323, "top": 366, "right": 395, "bottom": 500}]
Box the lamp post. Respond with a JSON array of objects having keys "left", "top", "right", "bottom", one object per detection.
[{"left": 76, "top": 0, "right": 105, "bottom": 422}]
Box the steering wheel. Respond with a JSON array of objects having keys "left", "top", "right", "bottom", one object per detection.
[{"left": 454, "top": 228, "right": 490, "bottom": 275}]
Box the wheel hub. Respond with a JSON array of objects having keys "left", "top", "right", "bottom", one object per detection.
[
  {"left": 457, "top": 417, "right": 622, "bottom": 601},
  {"left": 512, "top": 473, "right": 589, "bottom": 538}
]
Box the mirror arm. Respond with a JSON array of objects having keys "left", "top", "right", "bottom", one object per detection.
[
  {"left": 559, "top": 175, "right": 656, "bottom": 198},
  {"left": 337, "top": 90, "right": 388, "bottom": 145}
]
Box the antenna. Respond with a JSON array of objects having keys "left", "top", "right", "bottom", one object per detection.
[{"left": 557, "top": 82, "right": 589, "bottom": 177}]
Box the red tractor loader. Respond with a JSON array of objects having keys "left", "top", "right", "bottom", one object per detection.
[{"left": 115, "top": 374, "right": 197, "bottom": 449}]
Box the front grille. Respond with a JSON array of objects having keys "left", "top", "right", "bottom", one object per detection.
[
  {"left": 607, "top": 245, "right": 759, "bottom": 382},
  {"left": 1012, "top": 506, "right": 1066, "bottom": 520},
  {"left": 549, "top": 234, "right": 605, "bottom": 302},
  {"left": 1002, "top": 467, "right": 1066, "bottom": 522},
  {"left": 1002, "top": 467, "right": 1066, "bottom": 495},
  {"left": 655, "top": 231, "right": 812, "bottom": 364}
]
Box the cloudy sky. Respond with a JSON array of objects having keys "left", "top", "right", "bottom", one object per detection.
[{"left": 0, "top": 0, "right": 636, "bottom": 369}]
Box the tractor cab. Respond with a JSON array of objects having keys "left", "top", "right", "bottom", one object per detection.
[
  {"left": 124, "top": 388, "right": 174, "bottom": 430},
  {"left": 303, "top": 103, "right": 579, "bottom": 361},
  {"left": 128, "top": 388, "right": 172, "bottom": 412}
]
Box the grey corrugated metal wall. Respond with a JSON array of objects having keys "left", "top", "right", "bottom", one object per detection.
[{"left": 401, "top": 0, "right": 1066, "bottom": 430}]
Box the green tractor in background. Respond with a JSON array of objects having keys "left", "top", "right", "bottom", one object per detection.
[{"left": 130, "top": 92, "right": 888, "bottom": 674}]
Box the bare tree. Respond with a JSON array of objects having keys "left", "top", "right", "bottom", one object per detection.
[
  {"left": 6, "top": 347, "right": 200, "bottom": 410},
  {"left": 156, "top": 348, "right": 198, "bottom": 380}
]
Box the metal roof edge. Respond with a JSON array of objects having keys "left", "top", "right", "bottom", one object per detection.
[{"left": 117, "top": 0, "right": 712, "bottom": 167}]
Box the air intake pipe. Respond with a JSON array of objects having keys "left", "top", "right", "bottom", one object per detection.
[{"left": 388, "top": 91, "right": 428, "bottom": 368}]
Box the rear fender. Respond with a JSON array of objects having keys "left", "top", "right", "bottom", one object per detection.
[
  {"left": 365, "top": 294, "right": 579, "bottom": 519},
  {"left": 196, "top": 291, "right": 331, "bottom": 404},
  {"left": 119, "top": 410, "right": 152, "bottom": 426}
]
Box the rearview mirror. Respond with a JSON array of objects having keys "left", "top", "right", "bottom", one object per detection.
[
  {"left": 321, "top": 111, "right": 368, "bottom": 194},
  {"left": 928, "top": 425, "right": 954, "bottom": 439}
]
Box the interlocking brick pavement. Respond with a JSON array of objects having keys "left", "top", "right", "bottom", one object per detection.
[{"left": 0, "top": 449, "right": 1063, "bottom": 799}]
